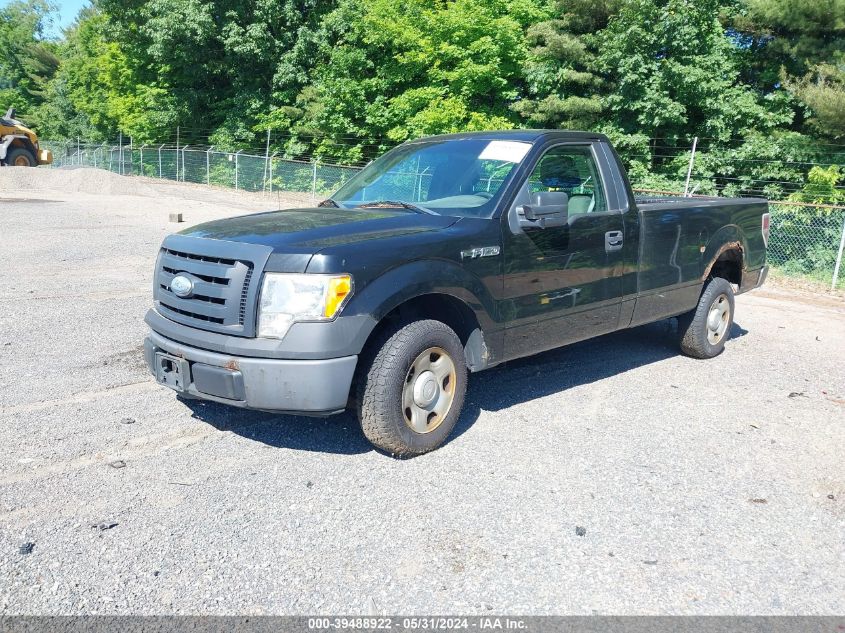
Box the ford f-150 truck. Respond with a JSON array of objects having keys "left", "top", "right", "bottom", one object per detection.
[{"left": 144, "top": 130, "right": 769, "bottom": 455}]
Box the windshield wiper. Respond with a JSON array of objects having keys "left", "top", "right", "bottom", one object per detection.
[
  {"left": 317, "top": 198, "right": 340, "bottom": 208},
  {"left": 356, "top": 200, "right": 438, "bottom": 215}
]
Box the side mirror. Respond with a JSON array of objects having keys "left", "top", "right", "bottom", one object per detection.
[{"left": 518, "top": 191, "right": 569, "bottom": 229}]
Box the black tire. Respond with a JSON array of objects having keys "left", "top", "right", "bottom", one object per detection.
[
  {"left": 356, "top": 319, "right": 467, "bottom": 456},
  {"left": 678, "top": 277, "right": 735, "bottom": 359},
  {"left": 5, "top": 146, "right": 37, "bottom": 167}
]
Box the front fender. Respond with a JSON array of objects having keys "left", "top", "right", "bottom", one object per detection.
[{"left": 345, "top": 259, "right": 498, "bottom": 335}]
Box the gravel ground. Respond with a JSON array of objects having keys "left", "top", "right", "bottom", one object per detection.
[{"left": 1, "top": 168, "right": 843, "bottom": 615}]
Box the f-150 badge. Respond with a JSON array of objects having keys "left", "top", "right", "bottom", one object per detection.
[{"left": 461, "top": 246, "right": 501, "bottom": 260}]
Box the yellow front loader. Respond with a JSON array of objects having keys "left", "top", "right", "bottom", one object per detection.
[{"left": 0, "top": 107, "right": 52, "bottom": 167}]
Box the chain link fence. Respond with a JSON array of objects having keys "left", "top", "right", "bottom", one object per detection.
[
  {"left": 767, "top": 203, "right": 845, "bottom": 289},
  {"left": 43, "top": 142, "right": 361, "bottom": 198},
  {"left": 42, "top": 141, "right": 845, "bottom": 290}
]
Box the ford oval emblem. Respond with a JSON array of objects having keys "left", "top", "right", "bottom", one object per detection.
[{"left": 170, "top": 274, "right": 194, "bottom": 298}]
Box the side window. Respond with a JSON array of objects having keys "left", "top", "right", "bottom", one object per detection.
[{"left": 526, "top": 145, "right": 607, "bottom": 215}]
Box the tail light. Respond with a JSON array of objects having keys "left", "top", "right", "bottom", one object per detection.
[{"left": 761, "top": 212, "right": 770, "bottom": 247}]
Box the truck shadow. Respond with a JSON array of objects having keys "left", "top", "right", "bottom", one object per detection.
[
  {"left": 183, "top": 319, "right": 747, "bottom": 456},
  {"left": 453, "top": 319, "right": 747, "bottom": 440},
  {"left": 181, "top": 399, "right": 374, "bottom": 455}
]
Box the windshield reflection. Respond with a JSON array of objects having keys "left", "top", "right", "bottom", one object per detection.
[{"left": 331, "top": 138, "right": 531, "bottom": 218}]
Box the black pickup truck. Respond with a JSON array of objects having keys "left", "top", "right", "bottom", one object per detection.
[{"left": 144, "top": 130, "right": 769, "bottom": 455}]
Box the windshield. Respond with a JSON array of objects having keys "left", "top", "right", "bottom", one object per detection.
[{"left": 331, "top": 138, "right": 532, "bottom": 218}]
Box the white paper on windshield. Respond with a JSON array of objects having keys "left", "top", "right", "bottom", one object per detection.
[{"left": 478, "top": 140, "right": 531, "bottom": 163}]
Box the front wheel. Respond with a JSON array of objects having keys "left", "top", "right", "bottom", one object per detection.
[
  {"left": 5, "top": 147, "right": 37, "bottom": 167},
  {"left": 356, "top": 319, "right": 467, "bottom": 456},
  {"left": 678, "top": 277, "right": 735, "bottom": 359}
]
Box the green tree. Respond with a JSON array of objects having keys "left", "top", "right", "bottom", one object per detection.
[
  {"left": 291, "top": 0, "right": 548, "bottom": 162},
  {"left": 0, "top": 0, "right": 60, "bottom": 121},
  {"left": 511, "top": 0, "right": 621, "bottom": 129},
  {"left": 592, "top": 0, "right": 796, "bottom": 193},
  {"left": 95, "top": 0, "right": 336, "bottom": 147},
  {"left": 786, "top": 65, "right": 845, "bottom": 139},
  {"left": 734, "top": 0, "right": 845, "bottom": 137},
  {"left": 790, "top": 165, "right": 845, "bottom": 205},
  {"left": 600, "top": 0, "right": 791, "bottom": 142},
  {"left": 34, "top": 8, "right": 177, "bottom": 141}
]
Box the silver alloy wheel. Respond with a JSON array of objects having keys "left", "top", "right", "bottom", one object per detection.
[
  {"left": 401, "top": 346, "right": 457, "bottom": 434},
  {"left": 706, "top": 293, "right": 730, "bottom": 344}
]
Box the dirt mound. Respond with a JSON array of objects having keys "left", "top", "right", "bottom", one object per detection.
[
  {"left": 0, "top": 166, "right": 312, "bottom": 209},
  {"left": 0, "top": 166, "right": 163, "bottom": 196}
]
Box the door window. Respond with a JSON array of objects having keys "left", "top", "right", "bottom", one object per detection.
[{"left": 525, "top": 145, "right": 607, "bottom": 216}]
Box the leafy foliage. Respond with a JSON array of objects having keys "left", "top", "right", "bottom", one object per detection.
[
  {"left": 511, "top": 0, "right": 619, "bottom": 129},
  {"left": 1, "top": 0, "right": 843, "bottom": 207},
  {"left": 734, "top": 0, "right": 845, "bottom": 137},
  {"left": 600, "top": 0, "right": 790, "bottom": 141},
  {"left": 281, "top": 0, "right": 547, "bottom": 163},
  {"left": 0, "top": 0, "right": 60, "bottom": 123}
]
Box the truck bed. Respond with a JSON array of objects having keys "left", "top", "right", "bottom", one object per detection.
[{"left": 625, "top": 195, "right": 769, "bottom": 327}]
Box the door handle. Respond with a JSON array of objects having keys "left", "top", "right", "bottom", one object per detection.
[{"left": 605, "top": 230, "right": 624, "bottom": 253}]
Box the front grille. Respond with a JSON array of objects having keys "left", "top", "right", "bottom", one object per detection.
[{"left": 153, "top": 237, "right": 272, "bottom": 337}]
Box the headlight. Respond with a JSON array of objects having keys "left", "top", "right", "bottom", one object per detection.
[{"left": 257, "top": 273, "right": 353, "bottom": 339}]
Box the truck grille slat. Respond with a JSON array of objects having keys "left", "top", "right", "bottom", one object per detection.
[
  {"left": 153, "top": 239, "right": 270, "bottom": 337},
  {"left": 159, "top": 285, "right": 225, "bottom": 305},
  {"left": 157, "top": 292, "right": 230, "bottom": 319},
  {"left": 160, "top": 253, "right": 234, "bottom": 281},
  {"left": 164, "top": 248, "right": 236, "bottom": 266},
  {"left": 161, "top": 266, "right": 230, "bottom": 286},
  {"left": 159, "top": 302, "right": 226, "bottom": 325}
]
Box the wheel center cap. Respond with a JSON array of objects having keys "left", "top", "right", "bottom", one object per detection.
[
  {"left": 413, "top": 371, "right": 439, "bottom": 408},
  {"left": 708, "top": 309, "right": 721, "bottom": 330}
]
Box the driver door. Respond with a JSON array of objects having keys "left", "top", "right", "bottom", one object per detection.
[{"left": 501, "top": 143, "right": 625, "bottom": 359}]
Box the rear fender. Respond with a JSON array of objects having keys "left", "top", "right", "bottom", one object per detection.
[{"left": 701, "top": 225, "right": 747, "bottom": 281}]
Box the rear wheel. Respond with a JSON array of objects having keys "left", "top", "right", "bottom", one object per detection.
[
  {"left": 678, "top": 277, "right": 735, "bottom": 359},
  {"left": 356, "top": 319, "right": 467, "bottom": 456},
  {"left": 5, "top": 147, "right": 37, "bottom": 167}
]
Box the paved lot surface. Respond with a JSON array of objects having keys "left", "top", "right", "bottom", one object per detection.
[{"left": 1, "top": 169, "right": 844, "bottom": 615}]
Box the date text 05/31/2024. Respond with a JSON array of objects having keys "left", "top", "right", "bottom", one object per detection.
[{"left": 307, "top": 617, "right": 528, "bottom": 630}]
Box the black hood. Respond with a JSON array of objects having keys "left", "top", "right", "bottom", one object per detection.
[{"left": 180, "top": 207, "right": 459, "bottom": 253}]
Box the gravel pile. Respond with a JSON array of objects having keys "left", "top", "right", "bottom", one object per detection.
[
  {"left": 0, "top": 166, "right": 313, "bottom": 208},
  {"left": 0, "top": 166, "right": 162, "bottom": 196}
]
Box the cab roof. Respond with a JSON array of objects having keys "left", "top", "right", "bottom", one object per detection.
[{"left": 407, "top": 129, "right": 609, "bottom": 145}]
